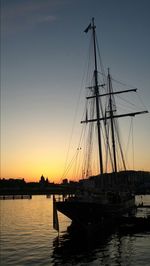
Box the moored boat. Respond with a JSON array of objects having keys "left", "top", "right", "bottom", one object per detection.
[{"left": 54, "top": 18, "right": 148, "bottom": 233}]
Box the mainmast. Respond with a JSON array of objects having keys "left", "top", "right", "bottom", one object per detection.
[
  {"left": 108, "top": 69, "right": 117, "bottom": 172},
  {"left": 91, "top": 17, "right": 103, "bottom": 174}
]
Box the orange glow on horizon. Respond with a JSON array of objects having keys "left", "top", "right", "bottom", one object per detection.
[
  {"left": 1, "top": 152, "right": 150, "bottom": 184},
  {"left": 1, "top": 112, "right": 149, "bottom": 183}
]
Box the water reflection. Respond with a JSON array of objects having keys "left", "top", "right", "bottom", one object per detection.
[
  {"left": 52, "top": 229, "right": 119, "bottom": 265},
  {"left": 1, "top": 196, "right": 150, "bottom": 266},
  {"left": 52, "top": 228, "right": 149, "bottom": 266}
]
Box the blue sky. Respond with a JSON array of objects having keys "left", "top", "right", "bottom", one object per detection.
[{"left": 1, "top": 0, "right": 150, "bottom": 181}]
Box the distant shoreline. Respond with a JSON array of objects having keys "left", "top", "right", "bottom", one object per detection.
[{"left": 1, "top": 170, "right": 150, "bottom": 195}]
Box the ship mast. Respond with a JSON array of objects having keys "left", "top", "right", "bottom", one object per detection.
[
  {"left": 92, "top": 17, "right": 104, "bottom": 174},
  {"left": 108, "top": 68, "right": 117, "bottom": 172},
  {"left": 82, "top": 18, "right": 148, "bottom": 174}
]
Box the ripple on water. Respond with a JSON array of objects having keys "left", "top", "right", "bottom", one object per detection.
[{"left": 1, "top": 196, "right": 150, "bottom": 266}]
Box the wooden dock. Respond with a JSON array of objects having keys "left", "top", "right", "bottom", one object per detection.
[{"left": 0, "top": 195, "right": 32, "bottom": 200}]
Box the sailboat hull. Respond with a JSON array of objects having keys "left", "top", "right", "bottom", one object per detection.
[{"left": 56, "top": 197, "right": 135, "bottom": 228}]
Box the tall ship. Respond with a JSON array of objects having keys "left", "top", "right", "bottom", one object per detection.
[{"left": 54, "top": 18, "right": 148, "bottom": 232}]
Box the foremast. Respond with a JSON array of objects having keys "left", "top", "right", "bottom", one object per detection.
[{"left": 92, "top": 18, "right": 104, "bottom": 174}]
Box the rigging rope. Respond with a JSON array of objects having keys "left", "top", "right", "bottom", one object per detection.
[
  {"left": 85, "top": 97, "right": 95, "bottom": 176},
  {"left": 61, "top": 33, "right": 94, "bottom": 182},
  {"left": 131, "top": 117, "right": 134, "bottom": 170},
  {"left": 114, "top": 119, "right": 126, "bottom": 171}
]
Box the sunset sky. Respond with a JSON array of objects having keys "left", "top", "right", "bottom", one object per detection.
[{"left": 1, "top": 0, "right": 150, "bottom": 183}]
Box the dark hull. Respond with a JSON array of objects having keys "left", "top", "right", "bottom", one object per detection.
[{"left": 56, "top": 199, "right": 135, "bottom": 229}]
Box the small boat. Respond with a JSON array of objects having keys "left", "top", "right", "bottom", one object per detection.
[{"left": 54, "top": 18, "right": 148, "bottom": 233}]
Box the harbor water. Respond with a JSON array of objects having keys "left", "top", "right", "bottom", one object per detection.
[{"left": 0, "top": 195, "right": 150, "bottom": 266}]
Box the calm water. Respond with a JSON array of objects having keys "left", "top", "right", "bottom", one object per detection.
[{"left": 0, "top": 195, "right": 150, "bottom": 266}]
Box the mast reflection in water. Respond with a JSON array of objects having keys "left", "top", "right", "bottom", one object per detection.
[{"left": 0, "top": 195, "right": 150, "bottom": 266}]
